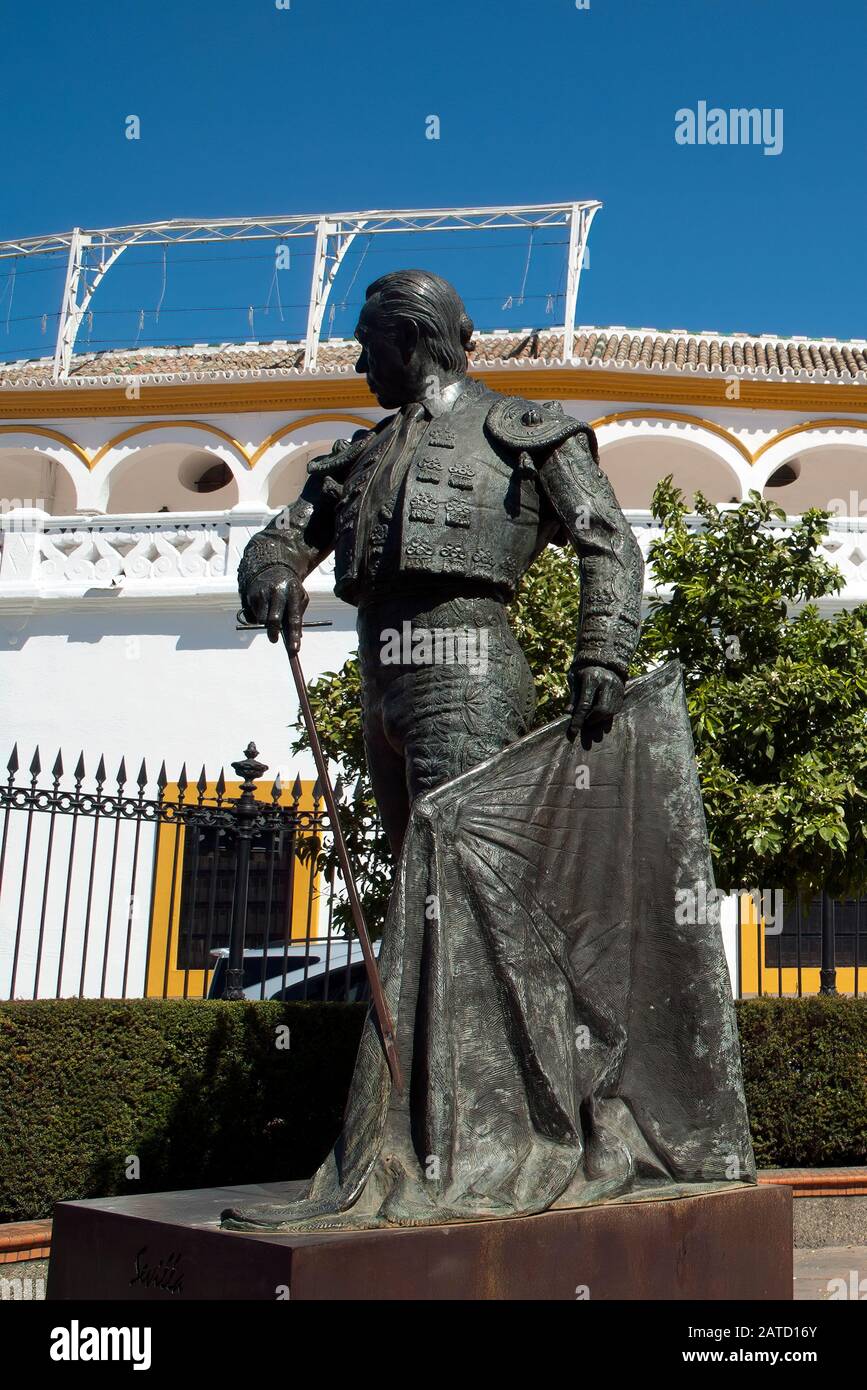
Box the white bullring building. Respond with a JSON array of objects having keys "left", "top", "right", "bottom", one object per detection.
[{"left": 1, "top": 205, "right": 866, "bottom": 1000}]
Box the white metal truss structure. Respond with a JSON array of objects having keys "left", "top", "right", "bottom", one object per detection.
[{"left": 0, "top": 201, "right": 602, "bottom": 381}]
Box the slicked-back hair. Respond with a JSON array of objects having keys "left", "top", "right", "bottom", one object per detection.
[{"left": 363, "top": 270, "right": 474, "bottom": 375}]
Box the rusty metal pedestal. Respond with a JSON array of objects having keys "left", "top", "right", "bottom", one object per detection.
[{"left": 47, "top": 1180, "right": 792, "bottom": 1301}]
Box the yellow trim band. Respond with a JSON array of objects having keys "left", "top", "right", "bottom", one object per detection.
[
  {"left": 90, "top": 420, "right": 252, "bottom": 471},
  {"left": 2, "top": 369, "right": 867, "bottom": 419},
  {"left": 249, "top": 412, "right": 375, "bottom": 467},
  {"left": 590, "top": 409, "right": 754, "bottom": 465},
  {"left": 0, "top": 423, "right": 91, "bottom": 469},
  {"left": 752, "top": 417, "right": 867, "bottom": 463}
]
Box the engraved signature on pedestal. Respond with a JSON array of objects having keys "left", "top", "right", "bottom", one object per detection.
[{"left": 129, "top": 1246, "right": 185, "bottom": 1295}]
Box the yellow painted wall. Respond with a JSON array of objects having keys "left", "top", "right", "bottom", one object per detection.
[
  {"left": 145, "top": 778, "right": 321, "bottom": 998},
  {"left": 738, "top": 892, "right": 864, "bottom": 996}
]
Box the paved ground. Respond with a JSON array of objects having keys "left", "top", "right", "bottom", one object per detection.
[
  {"left": 0, "top": 1258, "right": 48, "bottom": 1300},
  {"left": 793, "top": 1245, "right": 867, "bottom": 1301},
  {"left": 0, "top": 1250, "right": 863, "bottom": 1300}
]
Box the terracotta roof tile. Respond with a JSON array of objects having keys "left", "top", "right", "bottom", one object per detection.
[{"left": 1, "top": 326, "right": 865, "bottom": 389}]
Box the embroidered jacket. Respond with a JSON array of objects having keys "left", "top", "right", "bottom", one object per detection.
[{"left": 238, "top": 379, "right": 644, "bottom": 677}]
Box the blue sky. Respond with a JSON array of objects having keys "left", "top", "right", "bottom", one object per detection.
[{"left": 0, "top": 0, "right": 864, "bottom": 359}]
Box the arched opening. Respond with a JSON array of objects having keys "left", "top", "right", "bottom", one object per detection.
[
  {"left": 105, "top": 445, "right": 240, "bottom": 513},
  {"left": 599, "top": 435, "right": 743, "bottom": 511},
  {"left": 0, "top": 448, "right": 78, "bottom": 515},
  {"left": 266, "top": 441, "right": 335, "bottom": 508},
  {"left": 177, "top": 457, "right": 234, "bottom": 495},
  {"left": 762, "top": 444, "right": 867, "bottom": 515}
]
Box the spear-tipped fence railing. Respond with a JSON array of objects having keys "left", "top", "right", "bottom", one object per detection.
[
  {"left": 0, "top": 741, "right": 368, "bottom": 1002},
  {"left": 5, "top": 738, "right": 864, "bottom": 1002}
]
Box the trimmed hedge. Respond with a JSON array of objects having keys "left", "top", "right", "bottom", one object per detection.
[
  {"left": 0, "top": 997, "right": 864, "bottom": 1222},
  {"left": 0, "top": 999, "right": 365, "bottom": 1223},
  {"left": 736, "top": 997, "right": 867, "bottom": 1170}
]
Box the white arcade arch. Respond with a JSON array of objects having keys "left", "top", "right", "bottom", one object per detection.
[
  {"left": 754, "top": 425, "right": 867, "bottom": 515},
  {"left": 0, "top": 447, "right": 78, "bottom": 515},
  {"left": 1, "top": 412, "right": 866, "bottom": 522},
  {"left": 103, "top": 444, "right": 241, "bottom": 513},
  {"left": 593, "top": 415, "right": 748, "bottom": 509}
]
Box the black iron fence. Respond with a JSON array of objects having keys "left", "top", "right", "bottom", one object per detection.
[
  {"left": 2, "top": 739, "right": 865, "bottom": 1002},
  {"left": 736, "top": 890, "right": 865, "bottom": 999},
  {"left": 0, "top": 741, "right": 367, "bottom": 1002}
]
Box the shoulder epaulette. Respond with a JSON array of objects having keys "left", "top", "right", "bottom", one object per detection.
[{"left": 485, "top": 396, "right": 595, "bottom": 459}]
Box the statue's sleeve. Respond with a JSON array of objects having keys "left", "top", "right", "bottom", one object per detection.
[
  {"left": 237, "top": 470, "right": 338, "bottom": 606},
  {"left": 237, "top": 428, "right": 381, "bottom": 607},
  {"left": 536, "top": 431, "right": 644, "bottom": 679}
]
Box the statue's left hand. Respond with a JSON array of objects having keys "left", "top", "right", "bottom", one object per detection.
[{"left": 567, "top": 663, "right": 624, "bottom": 739}]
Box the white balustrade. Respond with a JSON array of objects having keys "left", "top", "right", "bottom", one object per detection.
[{"left": 1, "top": 509, "right": 866, "bottom": 603}]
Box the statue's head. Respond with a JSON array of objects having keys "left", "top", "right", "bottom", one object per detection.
[{"left": 354, "top": 269, "right": 474, "bottom": 408}]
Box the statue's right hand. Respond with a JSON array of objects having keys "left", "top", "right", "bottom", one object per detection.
[{"left": 242, "top": 565, "right": 308, "bottom": 652}]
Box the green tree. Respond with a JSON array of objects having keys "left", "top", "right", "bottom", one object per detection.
[
  {"left": 636, "top": 480, "right": 867, "bottom": 900},
  {"left": 290, "top": 657, "right": 394, "bottom": 936}
]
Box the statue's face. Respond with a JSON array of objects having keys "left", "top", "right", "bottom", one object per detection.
[{"left": 354, "top": 301, "right": 416, "bottom": 408}]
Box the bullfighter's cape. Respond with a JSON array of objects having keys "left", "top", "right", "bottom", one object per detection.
[{"left": 224, "top": 660, "right": 755, "bottom": 1230}]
